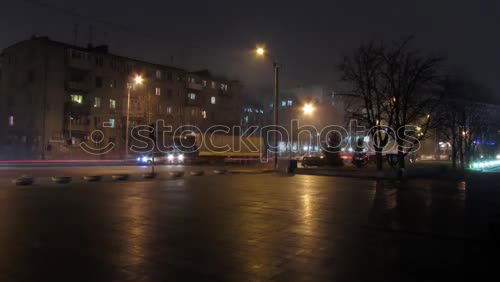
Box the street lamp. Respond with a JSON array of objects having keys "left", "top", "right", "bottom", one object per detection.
[
  {"left": 125, "top": 75, "right": 143, "bottom": 161},
  {"left": 134, "top": 75, "right": 144, "bottom": 85},
  {"left": 256, "top": 47, "right": 265, "bottom": 56},
  {"left": 303, "top": 103, "right": 315, "bottom": 116},
  {"left": 256, "top": 46, "right": 280, "bottom": 169}
]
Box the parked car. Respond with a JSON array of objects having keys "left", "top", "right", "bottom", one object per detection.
[{"left": 302, "top": 154, "right": 326, "bottom": 167}]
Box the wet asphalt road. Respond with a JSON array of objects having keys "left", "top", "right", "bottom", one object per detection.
[{"left": 0, "top": 172, "right": 497, "bottom": 281}]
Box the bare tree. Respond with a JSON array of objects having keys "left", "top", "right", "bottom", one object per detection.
[
  {"left": 439, "top": 76, "right": 496, "bottom": 169},
  {"left": 378, "top": 37, "right": 444, "bottom": 174},
  {"left": 340, "top": 38, "right": 443, "bottom": 172},
  {"left": 339, "top": 41, "right": 391, "bottom": 170}
]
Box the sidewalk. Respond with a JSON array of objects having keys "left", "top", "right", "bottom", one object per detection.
[{"left": 296, "top": 162, "right": 464, "bottom": 180}]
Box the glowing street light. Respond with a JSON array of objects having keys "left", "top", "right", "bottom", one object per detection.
[
  {"left": 256, "top": 47, "right": 265, "bottom": 56},
  {"left": 134, "top": 75, "right": 144, "bottom": 85},
  {"left": 303, "top": 103, "right": 315, "bottom": 115}
]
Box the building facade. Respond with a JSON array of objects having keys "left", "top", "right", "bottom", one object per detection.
[{"left": 0, "top": 36, "right": 241, "bottom": 160}]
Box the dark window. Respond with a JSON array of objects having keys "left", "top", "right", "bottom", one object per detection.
[
  {"left": 69, "top": 68, "right": 86, "bottom": 82},
  {"left": 9, "top": 72, "right": 16, "bottom": 86},
  {"left": 7, "top": 96, "right": 14, "bottom": 107},
  {"left": 27, "top": 70, "right": 35, "bottom": 83},
  {"left": 167, "top": 72, "right": 173, "bottom": 81},
  {"left": 95, "top": 76, "right": 103, "bottom": 88},
  {"left": 95, "top": 56, "right": 104, "bottom": 66},
  {"left": 167, "top": 89, "right": 173, "bottom": 97}
]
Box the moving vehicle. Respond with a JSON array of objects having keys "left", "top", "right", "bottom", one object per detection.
[
  {"left": 136, "top": 150, "right": 185, "bottom": 165},
  {"left": 352, "top": 152, "right": 369, "bottom": 168},
  {"left": 302, "top": 154, "right": 326, "bottom": 167},
  {"left": 181, "top": 133, "right": 263, "bottom": 162},
  {"left": 136, "top": 134, "right": 263, "bottom": 164}
]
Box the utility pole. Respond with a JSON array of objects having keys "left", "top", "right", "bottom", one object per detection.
[
  {"left": 273, "top": 62, "right": 280, "bottom": 170},
  {"left": 125, "top": 84, "right": 131, "bottom": 161}
]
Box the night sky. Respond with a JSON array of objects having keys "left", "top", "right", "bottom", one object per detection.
[{"left": 1, "top": 0, "right": 499, "bottom": 101}]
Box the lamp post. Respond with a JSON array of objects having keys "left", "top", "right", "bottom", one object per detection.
[
  {"left": 256, "top": 47, "right": 280, "bottom": 169},
  {"left": 125, "top": 75, "right": 143, "bottom": 162}
]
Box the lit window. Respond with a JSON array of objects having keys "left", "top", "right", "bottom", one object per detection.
[
  {"left": 281, "top": 101, "right": 286, "bottom": 107},
  {"left": 202, "top": 80, "right": 207, "bottom": 87},
  {"left": 155, "top": 87, "right": 161, "bottom": 96},
  {"left": 167, "top": 107, "right": 172, "bottom": 114},
  {"left": 287, "top": 100, "right": 293, "bottom": 106},
  {"left": 156, "top": 70, "right": 162, "bottom": 79},
  {"left": 70, "top": 94, "right": 83, "bottom": 104},
  {"left": 188, "top": 93, "right": 196, "bottom": 100},
  {"left": 211, "top": 81, "right": 216, "bottom": 88},
  {"left": 243, "top": 116, "right": 249, "bottom": 123},
  {"left": 109, "top": 118, "right": 115, "bottom": 128},
  {"left": 109, "top": 99, "right": 116, "bottom": 109},
  {"left": 8, "top": 115, "right": 14, "bottom": 126},
  {"left": 220, "top": 83, "right": 228, "bottom": 91},
  {"left": 202, "top": 110, "right": 207, "bottom": 119},
  {"left": 94, "top": 97, "right": 101, "bottom": 108},
  {"left": 211, "top": 96, "right": 216, "bottom": 104}
]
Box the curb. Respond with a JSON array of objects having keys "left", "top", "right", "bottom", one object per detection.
[
  {"left": 112, "top": 174, "right": 129, "bottom": 181},
  {"left": 12, "top": 176, "right": 34, "bottom": 186},
  {"left": 213, "top": 169, "right": 227, "bottom": 175},
  {"left": 52, "top": 176, "right": 72, "bottom": 184},
  {"left": 83, "top": 175, "right": 102, "bottom": 182},
  {"left": 142, "top": 172, "right": 157, "bottom": 179},
  {"left": 167, "top": 171, "right": 184, "bottom": 179}
]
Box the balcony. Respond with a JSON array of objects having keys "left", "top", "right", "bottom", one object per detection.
[
  {"left": 187, "top": 82, "right": 203, "bottom": 91},
  {"left": 65, "top": 81, "right": 90, "bottom": 93},
  {"left": 64, "top": 97, "right": 92, "bottom": 116},
  {"left": 66, "top": 50, "right": 93, "bottom": 70}
]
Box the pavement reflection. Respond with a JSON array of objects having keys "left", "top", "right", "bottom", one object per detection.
[{"left": 0, "top": 173, "right": 493, "bottom": 281}]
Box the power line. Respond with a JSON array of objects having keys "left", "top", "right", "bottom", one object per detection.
[{"left": 19, "top": 0, "right": 160, "bottom": 42}]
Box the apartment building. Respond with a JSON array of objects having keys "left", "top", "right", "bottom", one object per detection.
[{"left": 0, "top": 36, "right": 241, "bottom": 160}]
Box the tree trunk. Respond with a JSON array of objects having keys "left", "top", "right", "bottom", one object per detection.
[
  {"left": 397, "top": 144, "right": 406, "bottom": 179},
  {"left": 451, "top": 135, "right": 457, "bottom": 170},
  {"left": 458, "top": 135, "right": 465, "bottom": 170},
  {"left": 375, "top": 150, "right": 383, "bottom": 171}
]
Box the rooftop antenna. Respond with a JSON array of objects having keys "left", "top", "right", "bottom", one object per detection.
[{"left": 73, "top": 24, "right": 79, "bottom": 45}]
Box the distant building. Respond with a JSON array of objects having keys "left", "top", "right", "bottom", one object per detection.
[
  {"left": 261, "top": 85, "right": 347, "bottom": 155},
  {"left": 0, "top": 36, "right": 242, "bottom": 160}
]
